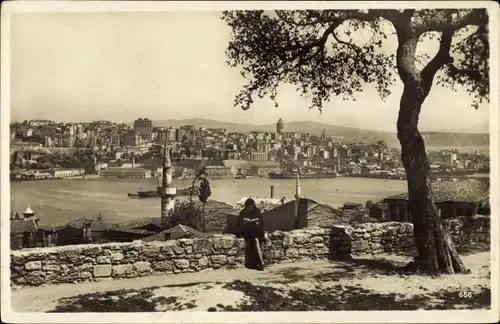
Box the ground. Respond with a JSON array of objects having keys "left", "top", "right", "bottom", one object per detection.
[{"left": 11, "top": 247, "right": 490, "bottom": 312}]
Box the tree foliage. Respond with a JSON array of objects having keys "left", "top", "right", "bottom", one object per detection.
[
  {"left": 222, "top": 9, "right": 489, "bottom": 111},
  {"left": 167, "top": 199, "right": 204, "bottom": 231}
]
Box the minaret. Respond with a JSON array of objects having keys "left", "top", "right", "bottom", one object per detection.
[{"left": 159, "top": 140, "right": 176, "bottom": 228}]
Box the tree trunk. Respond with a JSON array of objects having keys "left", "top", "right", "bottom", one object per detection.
[{"left": 397, "top": 84, "right": 468, "bottom": 274}]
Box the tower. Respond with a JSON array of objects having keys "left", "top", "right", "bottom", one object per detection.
[
  {"left": 22, "top": 205, "right": 36, "bottom": 220},
  {"left": 276, "top": 118, "right": 284, "bottom": 134},
  {"left": 321, "top": 128, "right": 326, "bottom": 140}
]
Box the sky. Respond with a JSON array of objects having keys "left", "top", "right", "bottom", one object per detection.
[{"left": 9, "top": 11, "right": 489, "bottom": 133}]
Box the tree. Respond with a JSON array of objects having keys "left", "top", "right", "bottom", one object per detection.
[
  {"left": 222, "top": 9, "right": 490, "bottom": 274},
  {"left": 168, "top": 200, "right": 204, "bottom": 231}
]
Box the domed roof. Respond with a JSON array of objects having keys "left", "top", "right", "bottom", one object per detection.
[
  {"left": 277, "top": 118, "right": 284, "bottom": 125},
  {"left": 23, "top": 205, "right": 35, "bottom": 215}
]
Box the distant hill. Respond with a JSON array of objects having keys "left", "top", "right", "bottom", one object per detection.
[{"left": 128, "top": 118, "right": 489, "bottom": 149}]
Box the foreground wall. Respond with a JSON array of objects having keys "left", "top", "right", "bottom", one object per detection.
[{"left": 10, "top": 216, "right": 490, "bottom": 287}]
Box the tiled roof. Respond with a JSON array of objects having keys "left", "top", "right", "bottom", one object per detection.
[
  {"left": 384, "top": 180, "right": 489, "bottom": 203},
  {"left": 142, "top": 224, "right": 207, "bottom": 242},
  {"left": 11, "top": 219, "right": 38, "bottom": 234},
  {"left": 115, "top": 217, "right": 162, "bottom": 230},
  {"left": 37, "top": 224, "right": 70, "bottom": 232},
  {"left": 106, "top": 228, "right": 156, "bottom": 236},
  {"left": 65, "top": 218, "right": 117, "bottom": 231}
]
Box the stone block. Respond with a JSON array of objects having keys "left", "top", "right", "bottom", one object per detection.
[
  {"left": 211, "top": 255, "right": 227, "bottom": 265},
  {"left": 112, "top": 264, "right": 133, "bottom": 276},
  {"left": 12, "top": 256, "right": 26, "bottom": 266},
  {"left": 178, "top": 238, "right": 194, "bottom": 246},
  {"left": 174, "top": 259, "right": 190, "bottom": 269},
  {"left": 82, "top": 246, "right": 102, "bottom": 256},
  {"left": 42, "top": 264, "right": 61, "bottom": 271},
  {"left": 24, "top": 261, "right": 42, "bottom": 271},
  {"left": 96, "top": 256, "right": 111, "bottom": 264},
  {"left": 154, "top": 261, "right": 174, "bottom": 271},
  {"left": 310, "top": 236, "right": 324, "bottom": 243},
  {"left": 160, "top": 245, "right": 174, "bottom": 256},
  {"left": 285, "top": 248, "right": 299, "bottom": 258},
  {"left": 291, "top": 233, "right": 310, "bottom": 245},
  {"left": 81, "top": 271, "right": 92, "bottom": 279},
  {"left": 133, "top": 261, "right": 151, "bottom": 273},
  {"left": 198, "top": 256, "right": 209, "bottom": 268},
  {"left": 25, "top": 271, "right": 46, "bottom": 286},
  {"left": 93, "top": 264, "right": 112, "bottom": 277},
  {"left": 110, "top": 252, "right": 124, "bottom": 261},
  {"left": 142, "top": 245, "right": 161, "bottom": 258},
  {"left": 212, "top": 237, "right": 235, "bottom": 251}
]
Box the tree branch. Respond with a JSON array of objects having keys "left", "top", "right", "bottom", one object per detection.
[
  {"left": 420, "top": 28, "right": 454, "bottom": 93},
  {"left": 414, "top": 9, "right": 488, "bottom": 35}
]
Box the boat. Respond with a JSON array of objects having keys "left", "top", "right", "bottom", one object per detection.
[
  {"left": 268, "top": 171, "right": 337, "bottom": 179},
  {"left": 176, "top": 187, "right": 196, "bottom": 196},
  {"left": 127, "top": 187, "right": 195, "bottom": 198},
  {"left": 235, "top": 175, "right": 254, "bottom": 179}
]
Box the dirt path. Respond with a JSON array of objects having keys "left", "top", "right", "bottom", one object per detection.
[{"left": 11, "top": 252, "right": 491, "bottom": 312}]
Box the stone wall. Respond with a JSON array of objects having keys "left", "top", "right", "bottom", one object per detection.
[
  {"left": 10, "top": 216, "right": 489, "bottom": 287},
  {"left": 445, "top": 215, "right": 490, "bottom": 246},
  {"left": 11, "top": 235, "right": 246, "bottom": 287}
]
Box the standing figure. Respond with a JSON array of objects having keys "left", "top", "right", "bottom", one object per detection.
[{"left": 237, "top": 198, "right": 265, "bottom": 271}]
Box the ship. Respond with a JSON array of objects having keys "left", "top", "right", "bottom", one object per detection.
[
  {"left": 268, "top": 171, "right": 337, "bottom": 179},
  {"left": 127, "top": 187, "right": 196, "bottom": 199}
]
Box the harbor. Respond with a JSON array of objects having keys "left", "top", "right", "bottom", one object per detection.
[{"left": 11, "top": 177, "right": 408, "bottom": 226}]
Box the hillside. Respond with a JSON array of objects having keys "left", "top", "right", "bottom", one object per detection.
[{"left": 130, "top": 118, "right": 490, "bottom": 149}]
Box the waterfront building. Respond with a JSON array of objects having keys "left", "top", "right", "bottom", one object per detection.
[
  {"left": 383, "top": 180, "right": 490, "bottom": 222},
  {"left": 204, "top": 165, "right": 235, "bottom": 177},
  {"left": 50, "top": 168, "right": 85, "bottom": 178},
  {"left": 98, "top": 167, "right": 152, "bottom": 179}
]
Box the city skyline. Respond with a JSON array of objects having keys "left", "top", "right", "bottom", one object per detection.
[{"left": 9, "top": 11, "right": 489, "bottom": 133}]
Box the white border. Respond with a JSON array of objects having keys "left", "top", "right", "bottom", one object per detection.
[{"left": 1, "top": 1, "right": 499, "bottom": 323}]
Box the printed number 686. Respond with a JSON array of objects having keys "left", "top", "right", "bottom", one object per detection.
[{"left": 459, "top": 291, "right": 473, "bottom": 298}]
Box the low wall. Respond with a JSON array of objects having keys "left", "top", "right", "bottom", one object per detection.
[{"left": 10, "top": 216, "right": 489, "bottom": 287}]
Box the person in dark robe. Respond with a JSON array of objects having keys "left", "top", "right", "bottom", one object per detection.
[{"left": 237, "top": 198, "right": 265, "bottom": 271}]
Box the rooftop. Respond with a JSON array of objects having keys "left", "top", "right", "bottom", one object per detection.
[
  {"left": 142, "top": 224, "right": 207, "bottom": 242},
  {"left": 384, "top": 180, "right": 490, "bottom": 203},
  {"left": 23, "top": 205, "right": 35, "bottom": 215},
  {"left": 11, "top": 219, "right": 38, "bottom": 234},
  {"left": 101, "top": 167, "right": 149, "bottom": 172}
]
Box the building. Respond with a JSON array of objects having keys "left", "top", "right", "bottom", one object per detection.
[
  {"left": 10, "top": 208, "right": 41, "bottom": 250},
  {"left": 251, "top": 152, "right": 268, "bottom": 161},
  {"left": 204, "top": 165, "right": 234, "bottom": 177},
  {"left": 133, "top": 118, "right": 153, "bottom": 141},
  {"left": 122, "top": 132, "right": 140, "bottom": 147},
  {"left": 50, "top": 168, "right": 85, "bottom": 178},
  {"left": 383, "top": 180, "right": 489, "bottom": 222},
  {"left": 99, "top": 167, "right": 152, "bottom": 179},
  {"left": 276, "top": 118, "right": 284, "bottom": 134},
  {"left": 251, "top": 166, "right": 282, "bottom": 177}
]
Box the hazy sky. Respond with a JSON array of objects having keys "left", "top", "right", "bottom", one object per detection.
[{"left": 10, "top": 11, "right": 489, "bottom": 133}]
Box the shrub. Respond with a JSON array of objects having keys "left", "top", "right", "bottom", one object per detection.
[{"left": 167, "top": 200, "right": 204, "bottom": 231}]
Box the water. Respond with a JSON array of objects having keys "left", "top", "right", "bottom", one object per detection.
[{"left": 10, "top": 177, "right": 408, "bottom": 226}]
